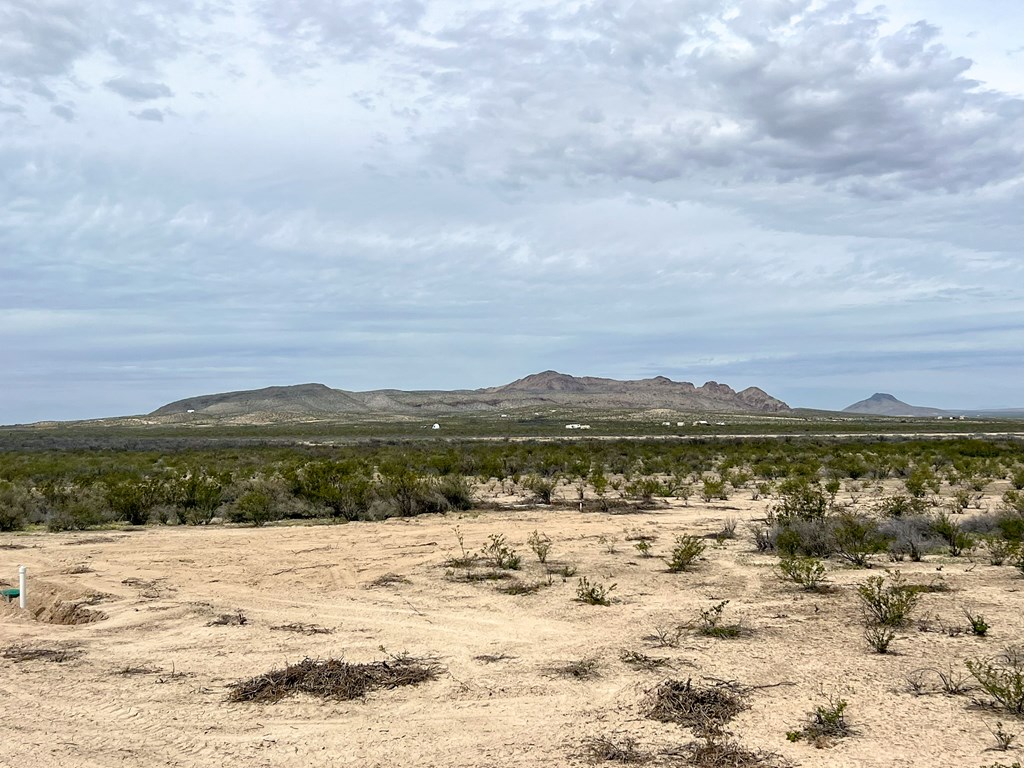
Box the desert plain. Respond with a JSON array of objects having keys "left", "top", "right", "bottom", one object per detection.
[{"left": 2, "top": 484, "right": 1022, "bottom": 768}]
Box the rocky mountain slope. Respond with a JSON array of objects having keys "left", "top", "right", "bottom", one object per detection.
[{"left": 150, "top": 371, "right": 790, "bottom": 419}]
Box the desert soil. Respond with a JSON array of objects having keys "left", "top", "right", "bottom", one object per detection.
[{"left": 1, "top": 494, "right": 1020, "bottom": 767}]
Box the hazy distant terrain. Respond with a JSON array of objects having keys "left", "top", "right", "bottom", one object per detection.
[{"left": 843, "top": 393, "right": 949, "bottom": 418}]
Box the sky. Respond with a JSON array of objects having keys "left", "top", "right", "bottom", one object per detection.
[{"left": 2, "top": 0, "right": 1023, "bottom": 423}]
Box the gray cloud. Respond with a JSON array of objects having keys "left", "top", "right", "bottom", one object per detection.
[
  {"left": 49, "top": 103, "right": 74, "bottom": 121},
  {"left": 105, "top": 77, "right": 174, "bottom": 101},
  {"left": 131, "top": 107, "right": 165, "bottom": 121},
  {"left": 395, "top": 2, "right": 1024, "bottom": 196}
]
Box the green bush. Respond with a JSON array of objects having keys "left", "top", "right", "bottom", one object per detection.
[
  {"left": 0, "top": 481, "right": 36, "bottom": 531},
  {"left": 481, "top": 534, "right": 521, "bottom": 570},
  {"left": 576, "top": 576, "right": 615, "bottom": 606},
  {"left": 832, "top": 512, "right": 889, "bottom": 566},
  {"left": 857, "top": 571, "right": 919, "bottom": 627},
  {"left": 966, "top": 648, "right": 1024, "bottom": 715},
  {"left": 666, "top": 535, "right": 705, "bottom": 572},
  {"left": 931, "top": 511, "right": 975, "bottom": 556},
  {"left": 778, "top": 556, "right": 828, "bottom": 591}
]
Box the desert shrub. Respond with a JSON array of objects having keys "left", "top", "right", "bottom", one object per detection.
[
  {"left": 787, "top": 692, "right": 851, "bottom": 744},
  {"left": 444, "top": 526, "right": 479, "bottom": 569},
  {"left": 778, "top": 556, "right": 829, "bottom": 591},
  {"left": 666, "top": 534, "right": 705, "bottom": 572},
  {"left": 625, "top": 477, "right": 667, "bottom": 505},
  {"left": 864, "top": 624, "right": 897, "bottom": 653},
  {"left": 832, "top": 511, "right": 889, "bottom": 566},
  {"left": 772, "top": 478, "right": 830, "bottom": 521},
  {"left": 292, "top": 459, "right": 373, "bottom": 520},
  {"left": 229, "top": 486, "right": 277, "bottom": 526},
  {"left": 700, "top": 478, "right": 728, "bottom": 502},
  {"left": 716, "top": 517, "right": 738, "bottom": 541},
  {"left": 527, "top": 530, "right": 552, "bottom": 563},
  {"left": 985, "top": 538, "right": 1021, "bottom": 566},
  {"left": 876, "top": 494, "right": 928, "bottom": 518},
  {"left": 547, "top": 563, "right": 578, "bottom": 579},
  {"left": 103, "top": 477, "right": 164, "bottom": 526},
  {"left": 749, "top": 522, "right": 774, "bottom": 553},
  {"left": 480, "top": 534, "right": 521, "bottom": 570},
  {"left": 634, "top": 539, "right": 653, "bottom": 557},
  {"left": 1004, "top": 491, "right": 1024, "bottom": 516},
  {"left": 45, "top": 485, "right": 114, "bottom": 531},
  {"left": 966, "top": 647, "right": 1024, "bottom": 715},
  {"left": 436, "top": 475, "right": 474, "bottom": 510},
  {"left": 880, "top": 515, "right": 941, "bottom": 562},
  {"left": 931, "top": 511, "right": 975, "bottom": 556},
  {"left": 857, "top": 571, "right": 920, "bottom": 627},
  {"left": 964, "top": 608, "right": 991, "bottom": 637},
  {"left": 905, "top": 466, "right": 939, "bottom": 498},
  {"left": 1011, "top": 467, "right": 1024, "bottom": 491},
  {"left": 0, "top": 481, "right": 37, "bottom": 531},
  {"left": 576, "top": 577, "right": 615, "bottom": 606},
  {"left": 772, "top": 516, "right": 835, "bottom": 558},
  {"left": 696, "top": 601, "right": 742, "bottom": 638},
  {"left": 647, "top": 624, "right": 685, "bottom": 648},
  {"left": 523, "top": 474, "right": 557, "bottom": 504}
]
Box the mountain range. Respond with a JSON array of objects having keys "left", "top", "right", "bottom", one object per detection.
[{"left": 149, "top": 371, "right": 790, "bottom": 421}]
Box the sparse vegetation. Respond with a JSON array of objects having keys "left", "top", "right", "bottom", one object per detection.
[
  {"left": 666, "top": 534, "right": 705, "bottom": 572},
  {"left": 527, "top": 530, "right": 552, "bottom": 563},
  {"left": 857, "top": 571, "right": 920, "bottom": 628},
  {"left": 966, "top": 648, "right": 1024, "bottom": 715},
  {"left": 576, "top": 577, "right": 615, "bottom": 606},
  {"left": 786, "top": 691, "right": 852, "bottom": 746},
  {"left": 778, "top": 556, "right": 829, "bottom": 591},
  {"left": 696, "top": 600, "right": 742, "bottom": 638}
]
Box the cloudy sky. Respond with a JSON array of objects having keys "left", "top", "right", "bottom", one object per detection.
[{"left": 2, "top": 0, "right": 1023, "bottom": 423}]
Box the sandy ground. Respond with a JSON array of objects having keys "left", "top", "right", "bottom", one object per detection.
[{"left": 1, "top": 495, "right": 1022, "bottom": 768}]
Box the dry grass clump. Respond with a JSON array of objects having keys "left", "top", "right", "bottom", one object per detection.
[
  {"left": 116, "top": 664, "right": 162, "bottom": 676},
  {"left": 674, "top": 735, "right": 790, "bottom": 767},
  {"left": 644, "top": 678, "right": 747, "bottom": 735},
  {"left": 675, "top": 741, "right": 794, "bottom": 768},
  {"left": 497, "top": 580, "right": 546, "bottom": 595},
  {"left": 619, "top": 649, "right": 671, "bottom": 670},
  {"left": 227, "top": 654, "right": 440, "bottom": 703},
  {"left": 366, "top": 573, "right": 412, "bottom": 588},
  {"left": 2, "top": 645, "right": 80, "bottom": 663},
  {"left": 208, "top": 610, "right": 247, "bottom": 626},
  {"left": 582, "top": 734, "right": 649, "bottom": 763},
  {"left": 270, "top": 622, "right": 333, "bottom": 635},
  {"left": 549, "top": 658, "right": 601, "bottom": 680}
]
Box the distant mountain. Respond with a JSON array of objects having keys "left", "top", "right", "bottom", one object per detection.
[
  {"left": 842, "top": 393, "right": 949, "bottom": 418},
  {"left": 149, "top": 371, "right": 790, "bottom": 422}
]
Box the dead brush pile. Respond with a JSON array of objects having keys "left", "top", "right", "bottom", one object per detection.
[
  {"left": 644, "top": 678, "right": 747, "bottom": 735},
  {"left": 227, "top": 654, "right": 440, "bottom": 703}
]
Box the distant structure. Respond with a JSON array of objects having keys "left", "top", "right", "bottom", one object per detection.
[{"left": 431, "top": 423, "right": 440, "bottom": 430}]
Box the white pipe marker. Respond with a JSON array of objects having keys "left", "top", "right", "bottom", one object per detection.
[{"left": 18, "top": 565, "right": 26, "bottom": 610}]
